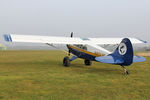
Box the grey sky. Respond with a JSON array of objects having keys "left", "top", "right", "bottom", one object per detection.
[{"left": 0, "top": 0, "right": 150, "bottom": 45}]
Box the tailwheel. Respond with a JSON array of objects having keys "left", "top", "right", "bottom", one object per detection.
[
  {"left": 84, "top": 59, "right": 92, "bottom": 66},
  {"left": 122, "top": 66, "right": 129, "bottom": 75},
  {"left": 63, "top": 56, "right": 70, "bottom": 67}
]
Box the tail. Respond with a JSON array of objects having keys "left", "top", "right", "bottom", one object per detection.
[
  {"left": 95, "top": 38, "right": 146, "bottom": 66},
  {"left": 95, "top": 38, "right": 134, "bottom": 66},
  {"left": 110, "top": 38, "right": 133, "bottom": 66}
]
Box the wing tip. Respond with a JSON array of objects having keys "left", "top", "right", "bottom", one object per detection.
[{"left": 4, "top": 34, "right": 12, "bottom": 42}]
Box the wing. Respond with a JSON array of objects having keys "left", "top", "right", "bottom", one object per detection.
[
  {"left": 4, "top": 34, "right": 146, "bottom": 44},
  {"left": 4, "top": 34, "right": 86, "bottom": 44},
  {"left": 89, "top": 37, "right": 147, "bottom": 44},
  {"left": 4, "top": 34, "right": 146, "bottom": 55}
]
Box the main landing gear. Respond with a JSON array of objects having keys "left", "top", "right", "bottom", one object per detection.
[
  {"left": 84, "top": 59, "right": 92, "bottom": 66},
  {"left": 63, "top": 56, "right": 92, "bottom": 67},
  {"left": 63, "top": 56, "right": 77, "bottom": 67},
  {"left": 122, "top": 66, "right": 129, "bottom": 75},
  {"left": 63, "top": 56, "right": 70, "bottom": 67}
]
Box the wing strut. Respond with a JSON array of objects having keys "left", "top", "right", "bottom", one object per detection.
[{"left": 46, "top": 43, "right": 73, "bottom": 56}]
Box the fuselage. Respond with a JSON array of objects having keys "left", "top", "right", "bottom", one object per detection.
[{"left": 67, "top": 45, "right": 103, "bottom": 61}]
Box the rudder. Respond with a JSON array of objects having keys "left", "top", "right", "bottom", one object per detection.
[{"left": 110, "top": 38, "right": 133, "bottom": 66}]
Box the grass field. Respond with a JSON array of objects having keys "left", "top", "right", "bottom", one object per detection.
[{"left": 0, "top": 50, "right": 150, "bottom": 100}]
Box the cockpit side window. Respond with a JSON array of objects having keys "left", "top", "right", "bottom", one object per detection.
[{"left": 74, "top": 45, "right": 87, "bottom": 50}]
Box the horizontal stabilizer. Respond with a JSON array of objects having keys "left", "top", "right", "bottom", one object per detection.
[
  {"left": 133, "top": 56, "right": 146, "bottom": 63},
  {"left": 95, "top": 56, "right": 124, "bottom": 64}
]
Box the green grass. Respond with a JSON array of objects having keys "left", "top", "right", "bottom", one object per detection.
[{"left": 0, "top": 50, "right": 150, "bottom": 100}]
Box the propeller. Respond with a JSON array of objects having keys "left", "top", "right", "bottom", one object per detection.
[
  {"left": 68, "top": 32, "right": 73, "bottom": 56},
  {"left": 71, "top": 32, "right": 73, "bottom": 38}
]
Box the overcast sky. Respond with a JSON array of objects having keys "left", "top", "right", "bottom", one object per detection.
[{"left": 0, "top": 0, "right": 150, "bottom": 45}]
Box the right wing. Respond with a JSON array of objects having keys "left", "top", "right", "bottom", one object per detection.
[
  {"left": 4, "top": 34, "right": 86, "bottom": 44},
  {"left": 4, "top": 34, "right": 147, "bottom": 55},
  {"left": 4, "top": 34, "right": 146, "bottom": 45}
]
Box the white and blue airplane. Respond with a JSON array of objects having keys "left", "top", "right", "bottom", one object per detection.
[{"left": 4, "top": 33, "right": 147, "bottom": 74}]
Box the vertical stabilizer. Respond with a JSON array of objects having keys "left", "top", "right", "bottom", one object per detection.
[{"left": 110, "top": 38, "right": 133, "bottom": 66}]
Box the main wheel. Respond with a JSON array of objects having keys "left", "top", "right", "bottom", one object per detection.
[
  {"left": 84, "top": 59, "right": 92, "bottom": 66},
  {"left": 63, "top": 56, "right": 70, "bottom": 67},
  {"left": 126, "top": 71, "right": 130, "bottom": 75}
]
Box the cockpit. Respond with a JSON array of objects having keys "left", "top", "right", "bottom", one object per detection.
[{"left": 73, "top": 45, "right": 87, "bottom": 50}]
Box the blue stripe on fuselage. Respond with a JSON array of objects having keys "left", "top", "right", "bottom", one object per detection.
[{"left": 67, "top": 45, "right": 96, "bottom": 61}]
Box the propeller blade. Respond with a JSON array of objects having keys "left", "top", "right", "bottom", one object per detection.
[
  {"left": 71, "top": 32, "right": 73, "bottom": 38},
  {"left": 68, "top": 49, "right": 71, "bottom": 56},
  {"left": 68, "top": 32, "right": 73, "bottom": 56}
]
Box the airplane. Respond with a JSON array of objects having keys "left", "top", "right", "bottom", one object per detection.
[{"left": 4, "top": 33, "right": 147, "bottom": 74}]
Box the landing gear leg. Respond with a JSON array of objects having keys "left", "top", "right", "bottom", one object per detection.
[{"left": 122, "top": 66, "right": 129, "bottom": 75}]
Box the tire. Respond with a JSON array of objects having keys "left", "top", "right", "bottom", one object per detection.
[
  {"left": 126, "top": 71, "right": 130, "bottom": 75},
  {"left": 84, "top": 59, "right": 92, "bottom": 66},
  {"left": 63, "top": 56, "right": 70, "bottom": 67}
]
